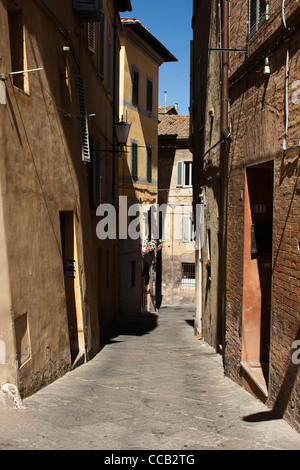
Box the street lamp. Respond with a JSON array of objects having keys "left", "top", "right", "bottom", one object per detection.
[{"left": 115, "top": 120, "right": 131, "bottom": 147}]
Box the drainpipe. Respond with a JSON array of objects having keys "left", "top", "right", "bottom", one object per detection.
[{"left": 221, "top": 0, "right": 231, "bottom": 140}]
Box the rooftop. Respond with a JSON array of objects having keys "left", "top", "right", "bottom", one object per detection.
[
  {"left": 121, "top": 18, "right": 177, "bottom": 63},
  {"left": 158, "top": 114, "right": 190, "bottom": 140}
]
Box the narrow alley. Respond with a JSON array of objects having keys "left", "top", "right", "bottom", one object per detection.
[{"left": 0, "top": 306, "right": 300, "bottom": 451}]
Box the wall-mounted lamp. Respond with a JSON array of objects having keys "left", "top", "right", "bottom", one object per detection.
[
  {"left": 115, "top": 120, "right": 131, "bottom": 147},
  {"left": 263, "top": 57, "right": 270, "bottom": 75}
]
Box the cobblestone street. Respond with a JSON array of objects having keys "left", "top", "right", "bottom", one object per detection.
[{"left": 0, "top": 306, "right": 300, "bottom": 451}]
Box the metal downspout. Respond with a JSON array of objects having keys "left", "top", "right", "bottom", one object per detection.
[{"left": 221, "top": 0, "right": 231, "bottom": 140}]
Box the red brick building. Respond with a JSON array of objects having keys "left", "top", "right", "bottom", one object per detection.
[{"left": 192, "top": 0, "right": 300, "bottom": 432}]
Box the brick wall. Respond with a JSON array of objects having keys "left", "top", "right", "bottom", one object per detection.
[{"left": 224, "top": 0, "right": 300, "bottom": 431}]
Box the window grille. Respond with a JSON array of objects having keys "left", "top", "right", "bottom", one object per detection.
[
  {"left": 248, "top": 0, "right": 268, "bottom": 37},
  {"left": 182, "top": 263, "right": 196, "bottom": 286}
]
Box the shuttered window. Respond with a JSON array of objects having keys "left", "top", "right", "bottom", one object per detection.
[
  {"left": 98, "top": 11, "right": 105, "bottom": 79},
  {"left": 131, "top": 142, "right": 138, "bottom": 179},
  {"left": 76, "top": 75, "right": 91, "bottom": 162},
  {"left": 248, "top": 0, "right": 268, "bottom": 36},
  {"left": 182, "top": 216, "right": 193, "bottom": 243},
  {"left": 146, "top": 146, "right": 152, "bottom": 182},
  {"left": 89, "top": 136, "right": 101, "bottom": 207},
  {"left": 73, "top": 0, "right": 101, "bottom": 22},
  {"left": 146, "top": 78, "right": 153, "bottom": 112},
  {"left": 88, "top": 21, "right": 95, "bottom": 53},
  {"left": 132, "top": 68, "right": 139, "bottom": 106}
]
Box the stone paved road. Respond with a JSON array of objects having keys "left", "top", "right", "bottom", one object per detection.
[{"left": 0, "top": 306, "right": 300, "bottom": 450}]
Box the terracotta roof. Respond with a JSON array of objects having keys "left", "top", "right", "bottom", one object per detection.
[
  {"left": 158, "top": 114, "right": 190, "bottom": 140},
  {"left": 158, "top": 105, "right": 178, "bottom": 115}
]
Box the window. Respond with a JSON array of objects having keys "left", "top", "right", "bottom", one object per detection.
[
  {"left": 146, "top": 145, "right": 152, "bottom": 182},
  {"left": 73, "top": 0, "right": 101, "bottom": 22},
  {"left": 8, "top": 9, "right": 28, "bottom": 93},
  {"left": 184, "top": 162, "right": 192, "bottom": 187},
  {"left": 131, "top": 142, "right": 138, "bottom": 178},
  {"left": 248, "top": 0, "right": 269, "bottom": 37},
  {"left": 146, "top": 78, "right": 153, "bottom": 112},
  {"left": 176, "top": 161, "right": 192, "bottom": 187},
  {"left": 182, "top": 216, "right": 193, "bottom": 243},
  {"left": 98, "top": 11, "right": 105, "bottom": 79},
  {"left": 132, "top": 68, "right": 139, "bottom": 106},
  {"left": 182, "top": 263, "right": 196, "bottom": 286}
]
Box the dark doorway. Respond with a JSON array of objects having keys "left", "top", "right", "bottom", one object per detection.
[{"left": 242, "top": 161, "right": 274, "bottom": 399}]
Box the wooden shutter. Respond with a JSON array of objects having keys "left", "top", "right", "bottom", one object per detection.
[
  {"left": 88, "top": 22, "right": 95, "bottom": 53},
  {"left": 177, "top": 161, "right": 183, "bottom": 187},
  {"left": 73, "top": 0, "right": 101, "bottom": 22},
  {"left": 97, "top": 11, "right": 105, "bottom": 79},
  {"left": 76, "top": 75, "right": 91, "bottom": 162}
]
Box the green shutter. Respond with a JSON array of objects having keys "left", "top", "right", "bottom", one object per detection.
[
  {"left": 177, "top": 161, "right": 183, "bottom": 187},
  {"left": 147, "top": 146, "right": 152, "bottom": 181},
  {"left": 131, "top": 143, "right": 138, "bottom": 178}
]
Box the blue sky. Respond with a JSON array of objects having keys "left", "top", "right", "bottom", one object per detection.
[{"left": 121, "top": 0, "right": 193, "bottom": 115}]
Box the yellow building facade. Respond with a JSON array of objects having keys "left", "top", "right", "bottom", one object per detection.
[{"left": 118, "top": 18, "right": 176, "bottom": 315}]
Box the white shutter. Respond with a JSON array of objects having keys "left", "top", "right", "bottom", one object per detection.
[
  {"left": 76, "top": 75, "right": 91, "bottom": 162},
  {"left": 182, "top": 216, "right": 191, "bottom": 243},
  {"left": 177, "top": 161, "right": 183, "bottom": 187}
]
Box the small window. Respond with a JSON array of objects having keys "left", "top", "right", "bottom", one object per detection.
[
  {"left": 8, "top": 9, "right": 28, "bottom": 93},
  {"left": 146, "top": 146, "right": 152, "bottom": 182},
  {"left": 184, "top": 162, "right": 192, "bottom": 187},
  {"left": 248, "top": 0, "right": 268, "bottom": 37},
  {"left": 131, "top": 142, "right": 138, "bottom": 178},
  {"left": 146, "top": 78, "right": 153, "bottom": 112},
  {"left": 177, "top": 161, "right": 192, "bottom": 187},
  {"left": 132, "top": 68, "right": 139, "bottom": 106},
  {"left": 182, "top": 263, "right": 196, "bottom": 286}
]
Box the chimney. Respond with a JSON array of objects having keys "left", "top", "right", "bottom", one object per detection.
[
  {"left": 164, "top": 91, "right": 167, "bottom": 112},
  {"left": 175, "top": 103, "right": 178, "bottom": 113}
]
